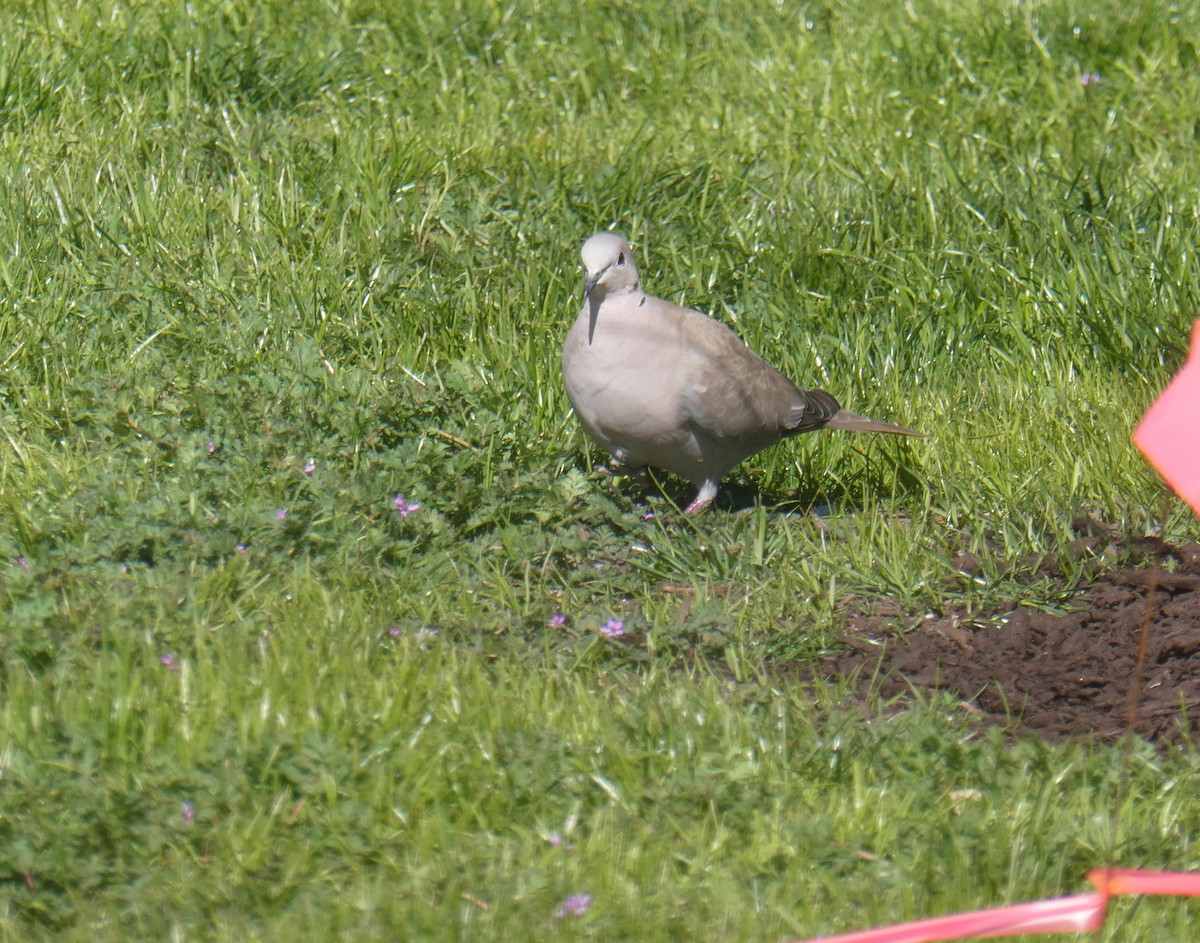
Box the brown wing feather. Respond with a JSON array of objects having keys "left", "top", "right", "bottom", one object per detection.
[
  {"left": 664, "top": 302, "right": 826, "bottom": 441},
  {"left": 783, "top": 388, "right": 842, "bottom": 434}
]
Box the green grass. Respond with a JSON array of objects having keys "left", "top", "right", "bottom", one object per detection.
[{"left": 1, "top": 0, "right": 1199, "bottom": 939}]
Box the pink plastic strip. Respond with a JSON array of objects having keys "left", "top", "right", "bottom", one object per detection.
[
  {"left": 790, "top": 870, "right": 1200, "bottom": 943},
  {"left": 786, "top": 892, "right": 1106, "bottom": 943},
  {"left": 1088, "top": 868, "right": 1200, "bottom": 897}
]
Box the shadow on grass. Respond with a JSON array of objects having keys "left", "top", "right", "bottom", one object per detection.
[{"left": 583, "top": 438, "right": 926, "bottom": 518}]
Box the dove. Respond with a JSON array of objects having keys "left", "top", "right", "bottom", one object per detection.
[{"left": 561, "top": 232, "right": 923, "bottom": 514}]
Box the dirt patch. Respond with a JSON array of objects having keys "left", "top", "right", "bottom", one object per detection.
[{"left": 823, "top": 541, "right": 1200, "bottom": 748}]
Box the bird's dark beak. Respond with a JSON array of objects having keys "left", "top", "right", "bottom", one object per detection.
[{"left": 585, "top": 272, "right": 602, "bottom": 345}]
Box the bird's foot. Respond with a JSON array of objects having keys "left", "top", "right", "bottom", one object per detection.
[{"left": 597, "top": 460, "right": 650, "bottom": 485}]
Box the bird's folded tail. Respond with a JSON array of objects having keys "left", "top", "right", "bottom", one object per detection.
[{"left": 825, "top": 409, "right": 925, "bottom": 437}]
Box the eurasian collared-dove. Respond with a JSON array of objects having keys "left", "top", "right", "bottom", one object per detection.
[{"left": 561, "top": 232, "right": 923, "bottom": 514}]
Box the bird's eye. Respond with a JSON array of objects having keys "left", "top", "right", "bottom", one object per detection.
[{"left": 616, "top": 253, "right": 626, "bottom": 266}]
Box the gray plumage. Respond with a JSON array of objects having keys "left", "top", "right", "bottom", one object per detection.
[{"left": 562, "top": 232, "right": 922, "bottom": 513}]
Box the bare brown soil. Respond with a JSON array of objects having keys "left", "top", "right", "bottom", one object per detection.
[{"left": 822, "top": 539, "right": 1200, "bottom": 748}]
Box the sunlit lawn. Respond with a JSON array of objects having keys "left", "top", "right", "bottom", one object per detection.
[{"left": 1, "top": 0, "right": 1199, "bottom": 939}]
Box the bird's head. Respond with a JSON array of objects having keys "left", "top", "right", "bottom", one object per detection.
[{"left": 581, "top": 232, "right": 640, "bottom": 300}]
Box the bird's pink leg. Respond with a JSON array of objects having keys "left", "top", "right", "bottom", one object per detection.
[{"left": 683, "top": 481, "right": 718, "bottom": 515}]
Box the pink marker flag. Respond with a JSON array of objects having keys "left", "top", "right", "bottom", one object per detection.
[
  {"left": 1134, "top": 319, "right": 1200, "bottom": 517},
  {"left": 787, "top": 869, "right": 1200, "bottom": 943},
  {"left": 1088, "top": 868, "right": 1200, "bottom": 897},
  {"left": 785, "top": 893, "right": 1107, "bottom": 943}
]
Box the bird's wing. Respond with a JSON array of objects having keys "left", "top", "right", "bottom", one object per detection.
[{"left": 646, "top": 298, "right": 838, "bottom": 441}]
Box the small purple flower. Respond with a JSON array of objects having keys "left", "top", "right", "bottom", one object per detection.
[
  {"left": 548, "top": 613, "right": 567, "bottom": 628},
  {"left": 303, "top": 460, "right": 316, "bottom": 475},
  {"left": 235, "top": 543, "right": 247, "bottom": 554},
  {"left": 1081, "top": 71, "right": 1102, "bottom": 86},
  {"left": 160, "top": 653, "right": 179, "bottom": 671},
  {"left": 389, "top": 625, "right": 403, "bottom": 639},
  {"left": 15, "top": 556, "right": 29, "bottom": 568},
  {"left": 394, "top": 494, "right": 420, "bottom": 517},
  {"left": 206, "top": 440, "right": 217, "bottom": 454},
  {"left": 276, "top": 508, "right": 288, "bottom": 521},
  {"left": 181, "top": 801, "right": 196, "bottom": 825},
  {"left": 555, "top": 893, "right": 592, "bottom": 918},
  {"left": 546, "top": 833, "right": 563, "bottom": 846},
  {"left": 599, "top": 619, "right": 625, "bottom": 638}
]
